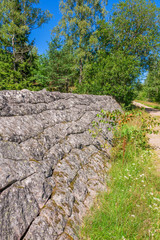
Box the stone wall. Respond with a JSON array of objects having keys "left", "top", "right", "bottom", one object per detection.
[{"left": 0, "top": 90, "right": 121, "bottom": 240}]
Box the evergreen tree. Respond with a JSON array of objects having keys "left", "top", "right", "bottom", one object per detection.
[
  {"left": 30, "top": 53, "right": 50, "bottom": 90},
  {"left": 47, "top": 37, "right": 77, "bottom": 92},
  {"left": 0, "top": 0, "right": 52, "bottom": 89}
]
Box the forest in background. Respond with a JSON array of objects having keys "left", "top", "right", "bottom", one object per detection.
[{"left": 0, "top": 0, "right": 160, "bottom": 107}]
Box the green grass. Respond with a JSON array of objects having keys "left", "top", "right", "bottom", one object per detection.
[
  {"left": 135, "top": 100, "right": 160, "bottom": 110},
  {"left": 80, "top": 111, "right": 160, "bottom": 240}
]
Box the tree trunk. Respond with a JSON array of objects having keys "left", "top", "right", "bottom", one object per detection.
[
  {"left": 12, "top": 35, "right": 16, "bottom": 71},
  {"left": 66, "top": 78, "right": 69, "bottom": 92},
  {"left": 79, "top": 58, "right": 83, "bottom": 84}
]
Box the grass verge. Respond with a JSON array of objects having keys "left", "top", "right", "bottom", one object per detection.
[
  {"left": 80, "top": 110, "right": 160, "bottom": 240},
  {"left": 135, "top": 100, "right": 160, "bottom": 110}
]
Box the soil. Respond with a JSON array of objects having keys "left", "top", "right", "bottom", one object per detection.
[{"left": 133, "top": 101, "right": 160, "bottom": 175}]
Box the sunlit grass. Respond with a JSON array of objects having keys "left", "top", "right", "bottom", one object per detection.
[
  {"left": 135, "top": 100, "right": 160, "bottom": 110},
  {"left": 80, "top": 111, "right": 160, "bottom": 240}
]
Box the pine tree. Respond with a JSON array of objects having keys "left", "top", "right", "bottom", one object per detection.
[
  {"left": 47, "top": 36, "right": 77, "bottom": 92},
  {"left": 0, "top": 0, "right": 52, "bottom": 89},
  {"left": 30, "top": 53, "right": 50, "bottom": 90}
]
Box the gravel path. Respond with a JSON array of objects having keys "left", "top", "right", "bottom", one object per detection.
[{"left": 133, "top": 101, "right": 160, "bottom": 174}]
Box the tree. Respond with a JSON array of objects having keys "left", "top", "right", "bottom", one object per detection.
[
  {"left": 55, "top": 0, "right": 108, "bottom": 84},
  {"left": 47, "top": 37, "right": 77, "bottom": 92},
  {"left": 145, "top": 57, "right": 160, "bottom": 102},
  {"left": 111, "top": 0, "right": 160, "bottom": 69},
  {"left": 0, "top": 0, "right": 52, "bottom": 89},
  {"left": 79, "top": 49, "right": 141, "bottom": 106},
  {"left": 76, "top": 0, "right": 160, "bottom": 106},
  {"left": 30, "top": 53, "right": 50, "bottom": 90}
]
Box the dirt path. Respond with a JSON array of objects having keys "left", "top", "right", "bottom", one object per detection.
[{"left": 133, "top": 101, "right": 160, "bottom": 174}]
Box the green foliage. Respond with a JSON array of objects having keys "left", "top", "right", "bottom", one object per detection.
[
  {"left": 46, "top": 37, "right": 77, "bottom": 92},
  {"left": 81, "top": 150, "right": 160, "bottom": 239},
  {"left": 55, "top": 0, "right": 108, "bottom": 83},
  {"left": 145, "top": 58, "right": 160, "bottom": 102},
  {"left": 0, "top": 46, "right": 40, "bottom": 90},
  {"left": 75, "top": 0, "right": 160, "bottom": 106},
  {"left": 135, "top": 100, "right": 160, "bottom": 110},
  {"left": 81, "top": 110, "right": 160, "bottom": 239},
  {"left": 91, "top": 109, "right": 160, "bottom": 155},
  {"left": 136, "top": 86, "right": 148, "bottom": 101},
  {"left": 0, "top": 0, "right": 160, "bottom": 107},
  {"left": 29, "top": 53, "right": 50, "bottom": 90},
  {"left": 0, "top": 0, "right": 52, "bottom": 90},
  {"left": 111, "top": 0, "right": 160, "bottom": 69},
  {"left": 77, "top": 50, "right": 141, "bottom": 106}
]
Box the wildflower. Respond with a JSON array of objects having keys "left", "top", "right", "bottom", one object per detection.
[
  {"left": 154, "top": 207, "right": 158, "bottom": 210},
  {"left": 140, "top": 174, "right": 144, "bottom": 177},
  {"left": 153, "top": 197, "right": 160, "bottom": 202}
]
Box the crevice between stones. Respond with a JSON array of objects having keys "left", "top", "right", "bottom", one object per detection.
[
  {"left": 0, "top": 173, "right": 35, "bottom": 195},
  {"left": 19, "top": 188, "right": 53, "bottom": 240},
  {"left": 20, "top": 214, "right": 40, "bottom": 240},
  {"left": 0, "top": 179, "right": 17, "bottom": 194}
]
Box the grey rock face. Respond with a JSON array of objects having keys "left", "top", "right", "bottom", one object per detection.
[{"left": 0, "top": 90, "right": 121, "bottom": 239}]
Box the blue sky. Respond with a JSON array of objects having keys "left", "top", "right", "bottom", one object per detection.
[
  {"left": 31, "top": 0, "right": 160, "bottom": 55},
  {"left": 30, "top": 0, "right": 121, "bottom": 54}
]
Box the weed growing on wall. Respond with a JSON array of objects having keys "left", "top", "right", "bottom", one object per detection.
[{"left": 90, "top": 109, "right": 159, "bottom": 161}]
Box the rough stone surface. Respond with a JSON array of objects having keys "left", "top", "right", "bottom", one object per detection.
[{"left": 0, "top": 90, "right": 121, "bottom": 240}]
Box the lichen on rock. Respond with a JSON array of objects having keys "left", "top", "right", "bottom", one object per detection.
[{"left": 0, "top": 90, "right": 121, "bottom": 239}]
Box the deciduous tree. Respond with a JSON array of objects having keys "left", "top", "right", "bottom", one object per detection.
[
  {"left": 55, "top": 0, "right": 108, "bottom": 84},
  {"left": 145, "top": 57, "right": 160, "bottom": 101},
  {"left": 111, "top": 0, "right": 160, "bottom": 69}
]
